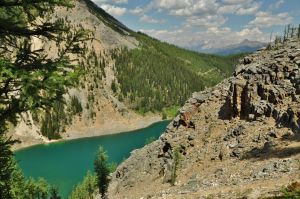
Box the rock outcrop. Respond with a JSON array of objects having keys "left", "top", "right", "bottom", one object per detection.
[
  {"left": 108, "top": 39, "right": 300, "bottom": 199},
  {"left": 224, "top": 42, "right": 300, "bottom": 131}
]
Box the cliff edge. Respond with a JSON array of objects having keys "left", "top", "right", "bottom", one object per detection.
[{"left": 109, "top": 39, "right": 300, "bottom": 199}]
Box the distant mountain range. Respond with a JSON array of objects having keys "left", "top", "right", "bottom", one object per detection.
[{"left": 195, "top": 39, "right": 267, "bottom": 55}]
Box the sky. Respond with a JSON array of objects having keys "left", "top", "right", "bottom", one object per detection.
[{"left": 92, "top": 0, "right": 300, "bottom": 50}]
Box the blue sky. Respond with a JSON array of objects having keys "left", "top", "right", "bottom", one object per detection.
[{"left": 92, "top": 0, "right": 300, "bottom": 49}]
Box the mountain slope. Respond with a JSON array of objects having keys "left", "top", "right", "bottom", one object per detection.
[
  {"left": 108, "top": 39, "right": 300, "bottom": 198},
  {"left": 10, "top": 0, "right": 245, "bottom": 149},
  {"left": 112, "top": 33, "right": 245, "bottom": 113},
  {"left": 82, "top": 0, "right": 131, "bottom": 34}
]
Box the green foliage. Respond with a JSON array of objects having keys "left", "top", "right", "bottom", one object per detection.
[
  {"left": 50, "top": 187, "right": 61, "bottom": 199},
  {"left": 109, "top": 162, "right": 118, "bottom": 173},
  {"left": 0, "top": 140, "right": 18, "bottom": 199},
  {"left": 23, "top": 178, "right": 49, "bottom": 199},
  {"left": 94, "top": 146, "right": 111, "bottom": 198},
  {"left": 10, "top": 163, "right": 52, "bottom": 199},
  {"left": 277, "top": 182, "right": 300, "bottom": 199},
  {"left": 112, "top": 32, "right": 244, "bottom": 113},
  {"left": 69, "top": 159, "right": 116, "bottom": 199},
  {"left": 262, "top": 182, "right": 300, "bottom": 198},
  {"left": 162, "top": 106, "right": 180, "bottom": 119},
  {"left": 70, "top": 96, "right": 83, "bottom": 115},
  {"left": 40, "top": 96, "right": 83, "bottom": 140},
  {"left": 68, "top": 171, "right": 97, "bottom": 199},
  {"left": 171, "top": 148, "right": 182, "bottom": 186},
  {"left": 40, "top": 101, "right": 65, "bottom": 140},
  {"left": 0, "top": 0, "right": 90, "bottom": 198},
  {"left": 281, "top": 188, "right": 300, "bottom": 199},
  {"left": 111, "top": 80, "right": 118, "bottom": 93},
  {"left": 162, "top": 112, "right": 167, "bottom": 120}
]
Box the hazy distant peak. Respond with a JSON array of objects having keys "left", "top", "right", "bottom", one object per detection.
[{"left": 196, "top": 39, "right": 267, "bottom": 55}]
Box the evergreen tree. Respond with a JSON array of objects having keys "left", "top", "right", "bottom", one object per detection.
[
  {"left": 25, "top": 178, "right": 49, "bottom": 199},
  {"left": 0, "top": 1, "right": 90, "bottom": 198},
  {"left": 284, "top": 26, "right": 287, "bottom": 41},
  {"left": 94, "top": 146, "right": 111, "bottom": 198},
  {"left": 50, "top": 187, "right": 61, "bottom": 199},
  {"left": 171, "top": 148, "right": 182, "bottom": 186},
  {"left": 68, "top": 171, "right": 97, "bottom": 199},
  {"left": 0, "top": 134, "right": 18, "bottom": 198},
  {"left": 9, "top": 164, "right": 51, "bottom": 199}
]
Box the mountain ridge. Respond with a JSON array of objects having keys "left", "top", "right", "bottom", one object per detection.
[
  {"left": 10, "top": 0, "right": 244, "bottom": 149},
  {"left": 108, "top": 38, "right": 300, "bottom": 198},
  {"left": 197, "top": 39, "right": 267, "bottom": 55},
  {"left": 82, "top": 0, "right": 132, "bottom": 34}
]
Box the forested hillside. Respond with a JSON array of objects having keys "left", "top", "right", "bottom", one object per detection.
[
  {"left": 112, "top": 32, "right": 245, "bottom": 113},
  {"left": 3, "top": 0, "right": 246, "bottom": 141}
]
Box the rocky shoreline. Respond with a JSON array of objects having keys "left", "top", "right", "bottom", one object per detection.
[{"left": 12, "top": 114, "right": 162, "bottom": 151}]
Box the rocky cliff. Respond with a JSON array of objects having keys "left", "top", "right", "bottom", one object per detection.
[{"left": 108, "top": 39, "right": 300, "bottom": 198}]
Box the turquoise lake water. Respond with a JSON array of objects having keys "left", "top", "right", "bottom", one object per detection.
[{"left": 15, "top": 120, "right": 169, "bottom": 198}]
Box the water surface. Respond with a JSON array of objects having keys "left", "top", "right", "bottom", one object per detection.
[{"left": 15, "top": 120, "right": 169, "bottom": 198}]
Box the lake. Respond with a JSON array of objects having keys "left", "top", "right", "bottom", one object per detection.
[{"left": 15, "top": 120, "right": 169, "bottom": 198}]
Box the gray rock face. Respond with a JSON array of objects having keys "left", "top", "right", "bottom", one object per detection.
[
  {"left": 222, "top": 41, "right": 300, "bottom": 133},
  {"left": 108, "top": 40, "right": 300, "bottom": 199}
]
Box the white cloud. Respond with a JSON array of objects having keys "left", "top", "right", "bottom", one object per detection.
[
  {"left": 218, "top": 0, "right": 261, "bottom": 15},
  {"left": 140, "top": 15, "right": 166, "bottom": 24},
  {"left": 268, "top": 0, "right": 285, "bottom": 10},
  {"left": 93, "top": 0, "right": 128, "bottom": 4},
  {"left": 222, "top": 0, "right": 253, "bottom": 5},
  {"left": 238, "top": 27, "right": 263, "bottom": 37},
  {"left": 142, "top": 0, "right": 262, "bottom": 29},
  {"left": 148, "top": 0, "right": 219, "bottom": 17},
  {"left": 248, "top": 11, "right": 293, "bottom": 28},
  {"left": 185, "top": 15, "right": 227, "bottom": 27},
  {"left": 150, "top": 0, "right": 189, "bottom": 10},
  {"left": 135, "top": 0, "right": 273, "bottom": 49},
  {"left": 100, "top": 4, "right": 127, "bottom": 16},
  {"left": 147, "top": 0, "right": 260, "bottom": 17},
  {"left": 140, "top": 26, "right": 269, "bottom": 50},
  {"left": 235, "top": 2, "right": 260, "bottom": 15},
  {"left": 130, "top": 7, "right": 144, "bottom": 15},
  {"left": 91, "top": 0, "right": 292, "bottom": 50},
  {"left": 112, "top": 0, "right": 128, "bottom": 4}
]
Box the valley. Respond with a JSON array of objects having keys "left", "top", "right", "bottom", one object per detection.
[
  {"left": 7, "top": 0, "right": 243, "bottom": 150},
  {"left": 1, "top": 0, "right": 300, "bottom": 199},
  {"left": 15, "top": 120, "right": 169, "bottom": 198}
]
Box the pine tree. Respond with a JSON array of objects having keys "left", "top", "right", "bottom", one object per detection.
[
  {"left": 171, "top": 148, "right": 182, "bottom": 186},
  {"left": 68, "top": 171, "right": 97, "bottom": 199},
  {"left": 94, "top": 146, "right": 111, "bottom": 198},
  {"left": 50, "top": 187, "right": 61, "bottom": 199},
  {"left": 287, "top": 24, "right": 291, "bottom": 39},
  {"left": 284, "top": 26, "right": 287, "bottom": 41},
  {"left": 0, "top": 131, "right": 18, "bottom": 199},
  {"left": 0, "top": 1, "right": 90, "bottom": 198}
]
